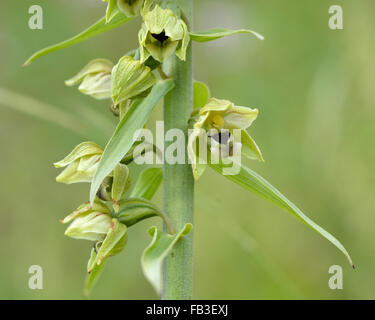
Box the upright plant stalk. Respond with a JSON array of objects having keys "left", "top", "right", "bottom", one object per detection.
[{"left": 162, "top": 0, "right": 194, "bottom": 300}]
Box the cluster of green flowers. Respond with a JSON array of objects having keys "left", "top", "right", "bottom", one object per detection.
[
  {"left": 52, "top": 0, "right": 265, "bottom": 295},
  {"left": 22, "top": 0, "right": 354, "bottom": 297},
  {"left": 55, "top": 140, "right": 174, "bottom": 294},
  {"left": 55, "top": 0, "right": 195, "bottom": 294}
]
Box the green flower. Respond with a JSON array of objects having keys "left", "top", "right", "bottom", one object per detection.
[
  {"left": 188, "top": 98, "right": 263, "bottom": 180},
  {"left": 111, "top": 56, "right": 156, "bottom": 107},
  {"left": 63, "top": 204, "right": 112, "bottom": 241},
  {"left": 54, "top": 142, "right": 103, "bottom": 184},
  {"left": 61, "top": 199, "right": 128, "bottom": 270},
  {"left": 65, "top": 59, "right": 114, "bottom": 99},
  {"left": 138, "top": 5, "right": 189, "bottom": 63},
  {"left": 55, "top": 141, "right": 131, "bottom": 212}
]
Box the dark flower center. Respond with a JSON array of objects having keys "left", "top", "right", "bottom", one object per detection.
[
  {"left": 151, "top": 31, "right": 169, "bottom": 43},
  {"left": 212, "top": 132, "right": 231, "bottom": 145}
]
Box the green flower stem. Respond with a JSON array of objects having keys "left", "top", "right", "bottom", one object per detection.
[{"left": 162, "top": 0, "right": 194, "bottom": 300}]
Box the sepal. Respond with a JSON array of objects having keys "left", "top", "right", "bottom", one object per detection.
[{"left": 65, "top": 59, "right": 114, "bottom": 100}]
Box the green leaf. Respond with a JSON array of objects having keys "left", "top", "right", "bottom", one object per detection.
[
  {"left": 23, "top": 9, "right": 133, "bottom": 66},
  {"left": 90, "top": 79, "right": 175, "bottom": 204},
  {"left": 96, "top": 219, "right": 127, "bottom": 265},
  {"left": 130, "top": 167, "right": 163, "bottom": 200},
  {"left": 0, "top": 86, "right": 96, "bottom": 138},
  {"left": 209, "top": 161, "right": 354, "bottom": 267},
  {"left": 193, "top": 81, "right": 210, "bottom": 110},
  {"left": 141, "top": 224, "right": 193, "bottom": 295},
  {"left": 111, "top": 164, "right": 130, "bottom": 212},
  {"left": 84, "top": 249, "right": 107, "bottom": 297},
  {"left": 189, "top": 28, "right": 264, "bottom": 42},
  {"left": 84, "top": 221, "right": 128, "bottom": 297},
  {"left": 117, "top": 197, "right": 174, "bottom": 233},
  {"left": 117, "top": 198, "right": 159, "bottom": 225}
]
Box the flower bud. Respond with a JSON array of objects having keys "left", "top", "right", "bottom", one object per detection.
[
  {"left": 64, "top": 211, "right": 112, "bottom": 241},
  {"left": 54, "top": 142, "right": 103, "bottom": 184},
  {"left": 87, "top": 218, "right": 128, "bottom": 272},
  {"left": 111, "top": 56, "right": 156, "bottom": 106},
  {"left": 60, "top": 200, "right": 109, "bottom": 224},
  {"left": 111, "top": 163, "right": 131, "bottom": 213},
  {"left": 65, "top": 59, "right": 114, "bottom": 100},
  {"left": 61, "top": 199, "right": 128, "bottom": 258},
  {"left": 138, "top": 5, "right": 189, "bottom": 63}
]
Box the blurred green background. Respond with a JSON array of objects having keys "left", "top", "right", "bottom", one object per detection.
[{"left": 1, "top": 0, "right": 374, "bottom": 299}]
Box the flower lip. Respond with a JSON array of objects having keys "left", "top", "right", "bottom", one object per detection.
[
  {"left": 210, "top": 131, "right": 231, "bottom": 145},
  {"left": 151, "top": 31, "right": 169, "bottom": 43}
]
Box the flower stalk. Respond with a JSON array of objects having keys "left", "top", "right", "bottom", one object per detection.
[{"left": 162, "top": 0, "right": 194, "bottom": 300}]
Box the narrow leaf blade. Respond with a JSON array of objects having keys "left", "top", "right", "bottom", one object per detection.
[
  {"left": 90, "top": 79, "right": 174, "bottom": 203},
  {"left": 141, "top": 224, "right": 193, "bottom": 295},
  {"left": 130, "top": 167, "right": 163, "bottom": 200},
  {"left": 209, "top": 161, "right": 353, "bottom": 267},
  {"left": 117, "top": 197, "right": 170, "bottom": 229},
  {"left": 23, "top": 9, "right": 133, "bottom": 66},
  {"left": 190, "top": 28, "right": 264, "bottom": 42},
  {"left": 0, "top": 86, "right": 94, "bottom": 137},
  {"left": 84, "top": 251, "right": 107, "bottom": 297}
]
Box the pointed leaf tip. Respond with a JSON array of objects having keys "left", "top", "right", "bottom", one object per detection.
[
  {"left": 23, "top": 9, "right": 132, "bottom": 66},
  {"left": 190, "top": 28, "right": 264, "bottom": 43},
  {"left": 209, "top": 161, "right": 353, "bottom": 267}
]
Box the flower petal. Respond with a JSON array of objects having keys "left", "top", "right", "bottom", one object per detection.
[
  {"left": 54, "top": 142, "right": 103, "bottom": 168},
  {"left": 65, "top": 59, "right": 114, "bottom": 87}
]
